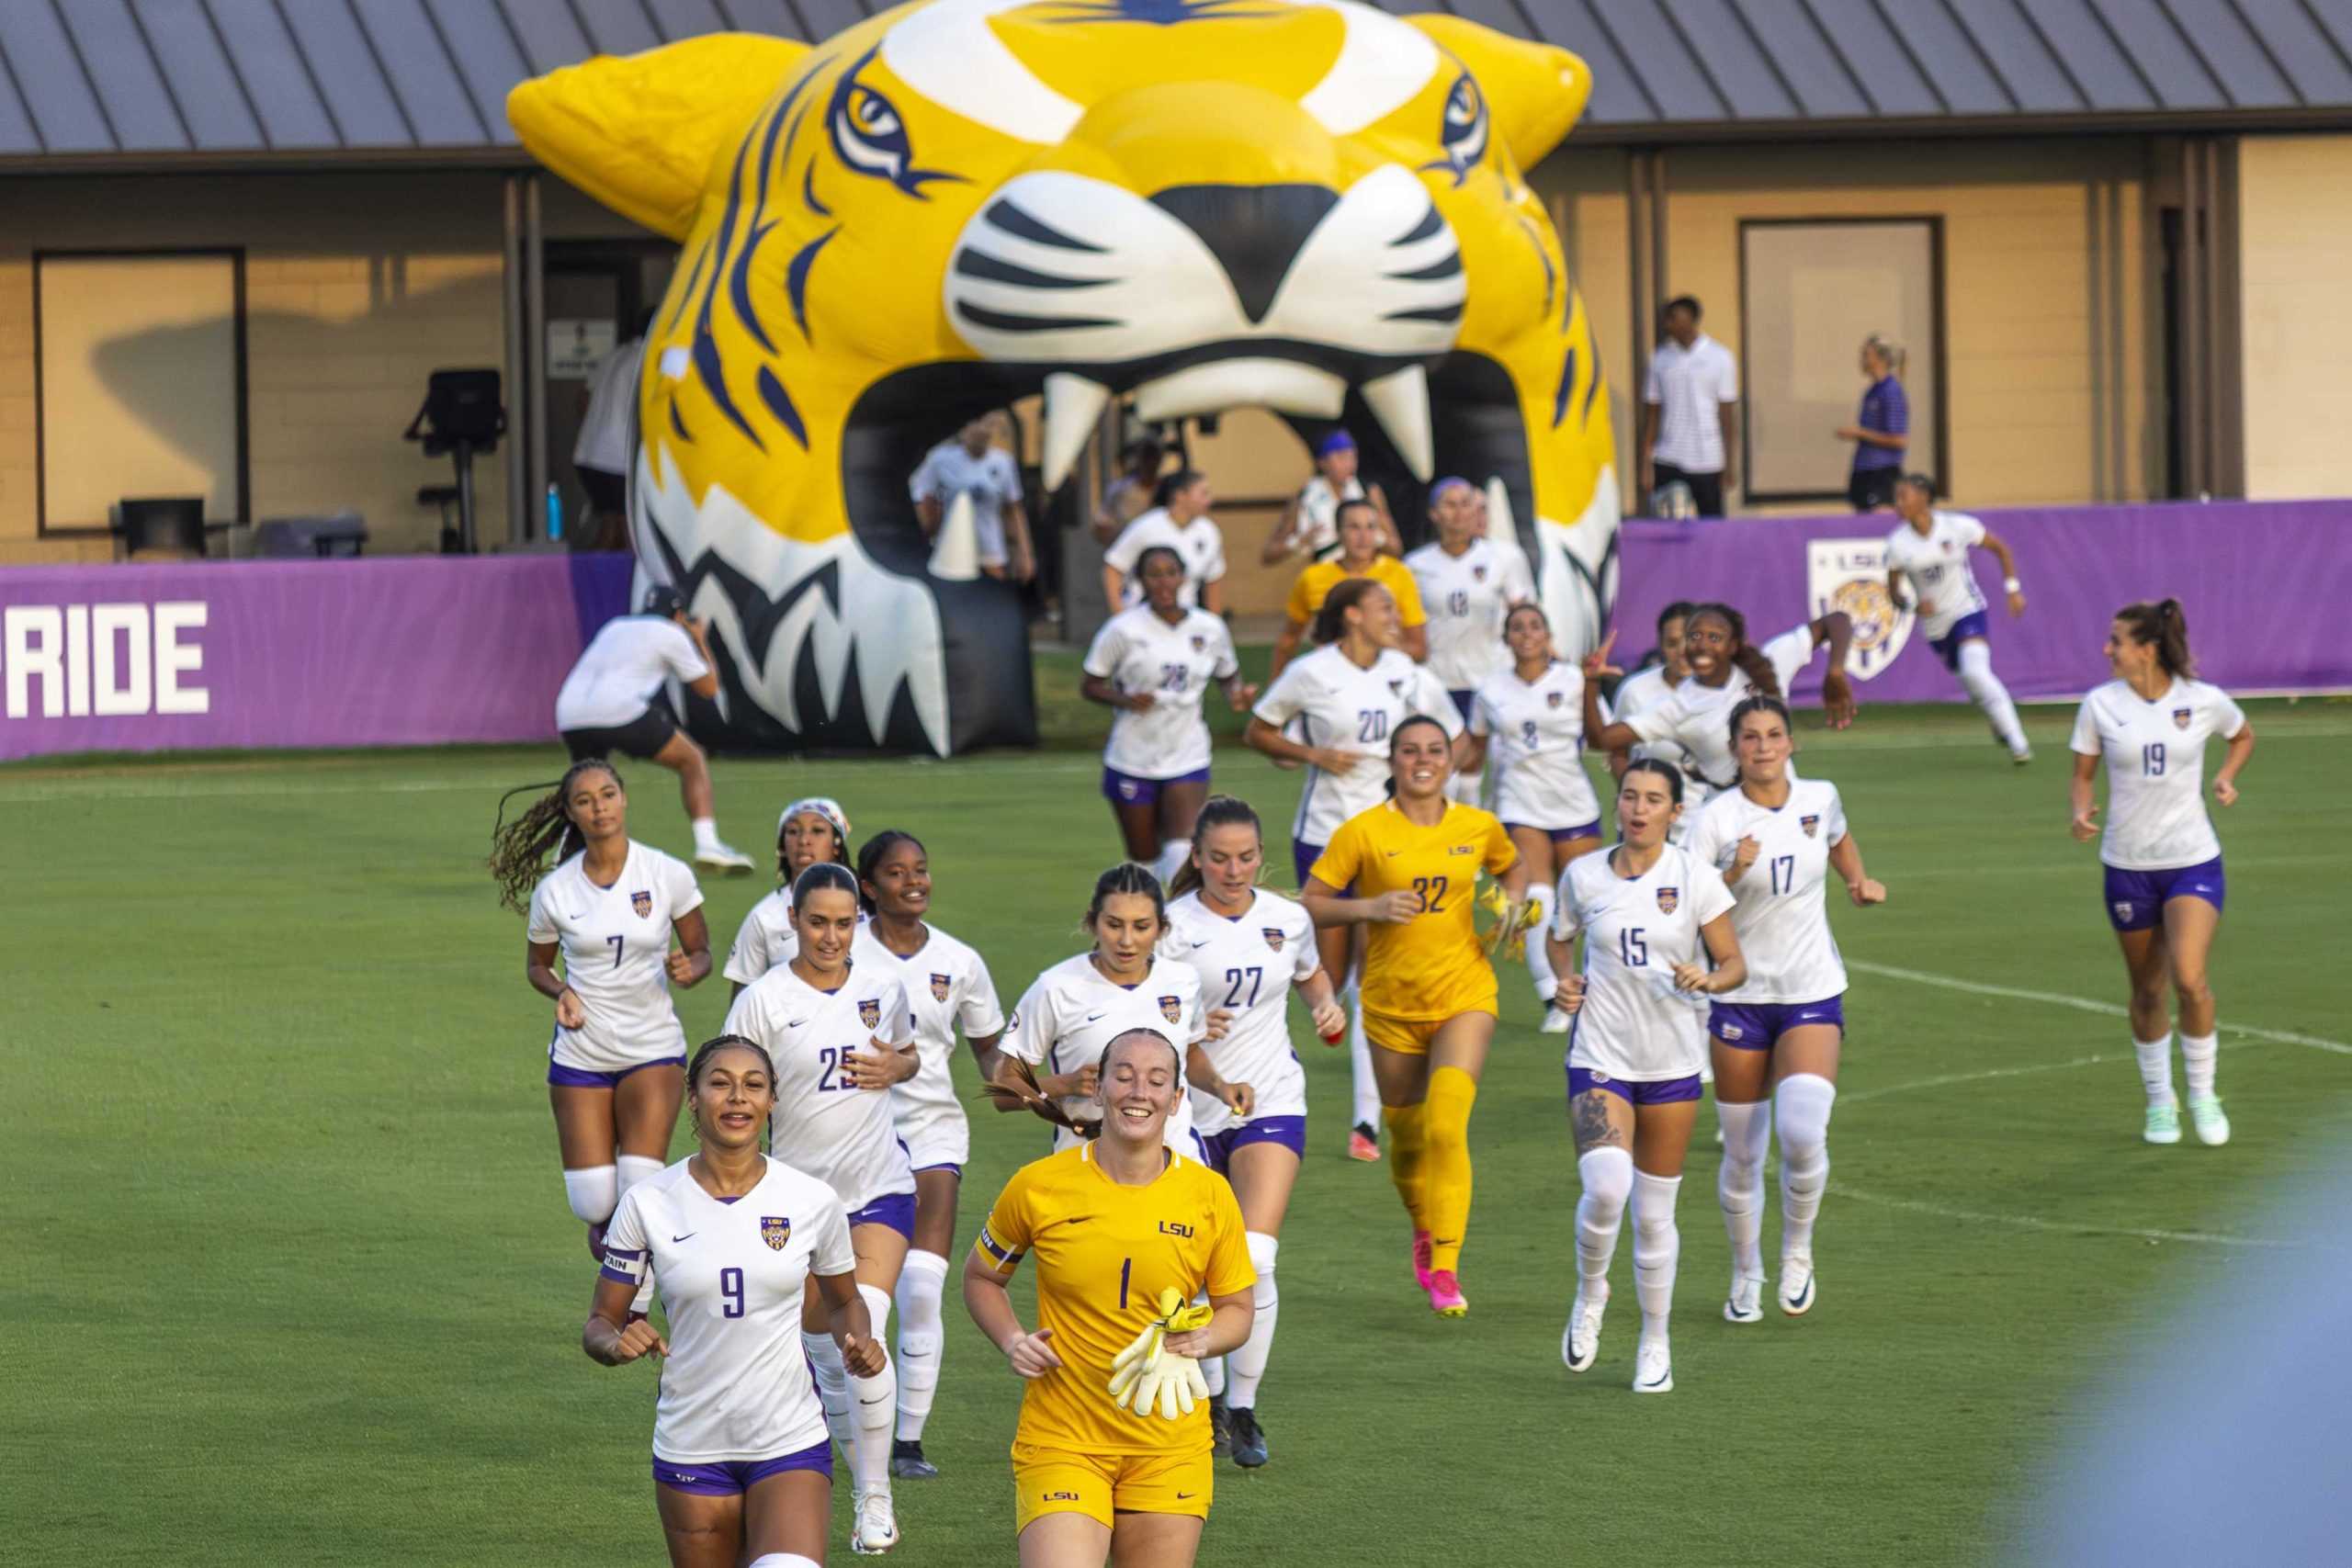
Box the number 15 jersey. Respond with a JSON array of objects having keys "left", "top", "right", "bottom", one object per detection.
[{"left": 1553, "top": 844, "right": 1733, "bottom": 1081}]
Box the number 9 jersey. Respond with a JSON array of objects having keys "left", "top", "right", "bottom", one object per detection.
[{"left": 1309, "top": 800, "right": 1517, "bottom": 1026}]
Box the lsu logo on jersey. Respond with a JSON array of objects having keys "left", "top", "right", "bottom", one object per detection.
[
  {"left": 2173, "top": 706, "right": 2193, "bottom": 729},
  {"left": 1800, "top": 814, "right": 1820, "bottom": 837},
  {"left": 631, "top": 890, "right": 653, "bottom": 918},
  {"left": 1656, "top": 886, "right": 1679, "bottom": 913},
  {"left": 1191, "top": 635, "right": 1207, "bottom": 653},
  {"left": 1718, "top": 1022, "right": 1744, "bottom": 1041},
  {"left": 761, "top": 1214, "right": 792, "bottom": 1250},
  {"left": 1450, "top": 842, "right": 1477, "bottom": 855},
  {"left": 858, "top": 998, "right": 881, "bottom": 1029},
  {"left": 1546, "top": 689, "right": 1564, "bottom": 707},
  {"left": 930, "top": 972, "right": 952, "bottom": 1002},
  {"left": 1159, "top": 1219, "right": 1195, "bottom": 1237},
  {"left": 1472, "top": 563, "right": 1488, "bottom": 582},
  {"left": 1159, "top": 995, "right": 1183, "bottom": 1023},
  {"left": 1261, "top": 927, "right": 1285, "bottom": 953},
  {"left": 1388, "top": 679, "right": 1406, "bottom": 695}
]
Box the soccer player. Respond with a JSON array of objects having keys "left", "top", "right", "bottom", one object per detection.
[
  {"left": 725, "top": 797, "right": 854, "bottom": 995},
  {"left": 1301, "top": 716, "right": 1529, "bottom": 1317},
  {"left": 1464, "top": 603, "right": 1604, "bottom": 1032},
  {"left": 1165, "top": 796, "right": 1347, "bottom": 1467},
  {"left": 492, "top": 759, "right": 711, "bottom": 1286},
  {"left": 1102, "top": 469, "right": 1226, "bottom": 614},
  {"left": 721, "top": 863, "right": 922, "bottom": 1555},
  {"left": 843, "top": 829, "right": 1008, "bottom": 1484},
  {"left": 1245, "top": 578, "right": 1462, "bottom": 1162},
  {"left": 1687, "top": 697, "right": 1888, "bottom": 1322},
  {"left": 1883, "top": 474, "right": 2033, "bottom": 763},
  {"left": 554, "top": 583, "right": 752, "bottom": 874},
  {"left": 588, "top": 1034, "right": 884, "bottom": 1568},
  {"left": 1261, "top": 428, "right": 1400, "bottom": 566},
  {"left": 1407, "top": 477, "right": 1536, "bottom": 806},
  {"left": 1603, "top": 600, "right": 1697, "bottom": 783},
  {"left": 2069, "top": 600, "right": 2256, "bottom": 1147},
  {"left": 1582, "top": 602, "right": 1857, "bottom": 822},
  {"left": 1080, "top": 547, "right": 1259, "bottom": 884},
  {"left": 992, "top": 864, "right": 1234, "bottom": 1158},
  {"left": 1549, "top": 760, "right": 1747, "bottom": 1393},
  {"left": 964, "top": 1029, "right": 1257, "bottom": 1568},
  {"left": 1269, "top": 499, "right": 1429, "bottom": 676}
]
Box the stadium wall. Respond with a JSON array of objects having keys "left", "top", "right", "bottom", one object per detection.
[{"left": 2236, "top": 134, "right": 2352, "bottom": 502}]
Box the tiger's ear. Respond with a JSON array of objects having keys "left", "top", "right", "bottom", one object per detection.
[
  {"left": 1405, "top": 16, "right": 1589, "bottom": 173},
  {"left": 508, "top": 34, "right": 812, "bottom": 241}
]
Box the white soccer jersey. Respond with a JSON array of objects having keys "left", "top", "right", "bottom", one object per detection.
[
  {"left": 724, "top": 888, "right": 795, "bottom": 986},
  {"left": 723, "top": 964, "right": 917, "bottom": 1211},
  {"left": 1082, "top": 604, "right": 1239, "bottom": 780},
  {"left": 1002, "top": 953, "right": 1208, "bottom": 1149},
  {"left": 1472, "top": 660, "right": 1601, "bottom": 832},
  {"left": 1252, "top": 645, "right": 1464, "bottom": 849},
  {"left": 1622, "top": 624, "right": 1816, "bottom": 797},
  {"left": 2069, "top": 678, "right": 2247, "bottom": 870},
  {"left": 1104, "top": 508, "right": 1227, "bottom": 609},
  {"left": 600, "top": 1156, "right": 854, "bottom": 1464},
  {"left": 1294, "top": 474, "right": 1363, "bottom": 562},
  {"left": 1555, "top": 844, "right": 1735, "bottom": 1081},
  {"left": 554, "top": 615, "right": 709, "bottom": 731},
  {"left": 852, "top": 923, "right": 1005, "bottom": 1145},
  {"left": 527, "top": 840, "right": 703, "bottom": 1072},
  {"left": 1407, "top": 538, "right": 1536, "bottom": 692},
  {"left": 1686, "top": 778, "right": 1850, "bottom": 1004},
  {"left": 1166, "top": 889, "right": 1321, "bottom": 1134},
  {"left": 1883, "top": 511, "right": 1989, "bottom": 640},
  {"left": 1606, "top": 664, "right": 1695, "bottom": 776}
]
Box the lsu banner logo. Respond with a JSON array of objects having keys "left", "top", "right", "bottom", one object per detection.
[
  {"left": 1807, "top": 539, "right": 1912, "bottom": 682},
  {"left": 858, "top": 998, "right": 881, "bottom": 1030},
  {"left": 2173, "top": 707, "right": 2193, "bottom": 729},
  {"left": 1261, "top": 928, "right": 1284, "bottom": 953},
  {"left": 1159, "top": 995, "right": 1182, "bottom": 1023},
  {"left": 761, "top": 1215, "right": 791, "bottom": 1250},
  {"left": 1657, "top": 886, "right": 1679, "bottom": 913},
  {"left": 930, "top": 972, "right": 951, "bottom": 1002},
  {"left": 631, "top": 890, "right": 652, "bottom": 918}
]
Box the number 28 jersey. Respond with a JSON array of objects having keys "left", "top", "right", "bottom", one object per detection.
[
  {"left": 1081, "top": 604, "right": 1238, "bottom": 780},
  {"left": 1553, "top": 845, "right": 1733, "bottom": 1081},
  {"left": 722, "top": 964, "right": 917, "bottom": 1210},
  {"left": 1252, "top": 645, "right": 1461, "bottom": 848}
]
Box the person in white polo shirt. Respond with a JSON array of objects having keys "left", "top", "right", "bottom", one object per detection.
[
  {"left": 555, "top": 584, "right": 753, "bottom": 874},
  {"left": 911, "top": 416, "right": 1035, "bottom": 582},
  {"left": 1640, "top": 297, "right": 1740, "bottom": 519}
]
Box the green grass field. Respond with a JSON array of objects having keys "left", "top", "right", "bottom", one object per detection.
[{"left": 7, "top": 678, "right": 2350, "bottom": 1566}]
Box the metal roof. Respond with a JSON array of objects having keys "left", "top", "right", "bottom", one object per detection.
[{"left": 3, "top": 0, "right": 2351, "bottom": 168}]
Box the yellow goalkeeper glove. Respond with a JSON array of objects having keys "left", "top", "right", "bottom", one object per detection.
[
  {"left": 1106, "top": 1288, "right": 1214, "bottom": 1419},
  {"left": 1478, "top": 883, "right": 1539, "bottom": 962}
]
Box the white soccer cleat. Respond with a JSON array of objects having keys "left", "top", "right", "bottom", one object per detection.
[
  {"left": 1562, "top": 1282, "right": 1608, "bottom": 1372},
  {"left": 2143, "top": 1103, "right": 2182, "bottom": 1145},
  {"left": 851, "top": 1490, "right": 900, "bottom": 1554},
  {"left": 695, "top": 841, "right": 756, "bottom": 875},
  {"left": 1633, "top": 1335, "right": 1673, "bottom": 1393},
  {"left": 2188, "top": 1094, "right": 2231, "bottom": 1146},
  {"left": 1779, "top": 1252, "right": 1816, "bottom": 1316},
  {"left": 1539, "top": 1005, "right": 1571, "bottom": 1035},
  {"left": 1723, "top": 1273, "right": 1764, "bottom": 1325}
]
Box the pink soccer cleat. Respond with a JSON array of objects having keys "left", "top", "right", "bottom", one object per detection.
[{"left": 1425, "top": 1268, "right": 1468, "bottom": 1318}]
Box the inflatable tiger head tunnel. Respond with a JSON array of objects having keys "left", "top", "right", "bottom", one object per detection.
[{"left": 511, "top": 0, "right": 1619, "bottom": 756}]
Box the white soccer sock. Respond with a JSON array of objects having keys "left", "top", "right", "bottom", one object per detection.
[
  {"left": 849, "top": 1282, "right": 897, "bottom": 1501},
  {"left": 1714, "top": 1100, "right": 1770, "bottom": 1280},
  {"left": 1445, "top": 766, "right": 1484, "bottom": 807},
  {"left": 1632, "top": 1170, "right": 1682, "bottom": 1337},
  {"left": 1225, "top": 1233, "right": 1280, "bottom": 1409},
  {"left": 1524, "top": 884, "right": 1558, "bottom": 1005},
  {"left": 2135, "top": 1032, "right": 2178, "bottom": 1108},
  {"left": 1775, "top": 1073, "right": 1837, "bottom": 1259},
  {"left": 2182, "top": 1031, "right": 2220, "bottom": 1100},
  {"left": 749, "top": 1556, "right": 821, "bottom": 1568},
  {"left": 616, "top": 1156, "right": 665, "bottom": 1314},
  {"left": 1150, "top": 838, "right": 1193, "bottom": 886},
  {"left": 802, "top": 1329, "right": 854, "bottom": 1450},
  {"left": 691, "top": 816, "right": 723, "bottom": 852},
  {"left": 1345, "top": 979, "right": 1380, "bottom": 1130},
  {"left": 563, "top": 1165, "right": 618, "bottom": 1226},
  {"left": 1575, "top": 1146, "right": 1634, "bottom": 1288},
  {"left": 892, "top": 1249, "right": 950, "bottom": 1443},
  {"left": 1955, "top": 641, "right": 2028, "bottom": 755}
]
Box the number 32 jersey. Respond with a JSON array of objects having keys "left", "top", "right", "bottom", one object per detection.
[
  {"left": 723, "top": 964, "right": 917, "bottom": 1210},
  {"left": 1553, "top": 844, "right": 1734, "bottom": 1081},
  {"left": 1310, "top": 801, "right": 1516, "bottom": 1023}
]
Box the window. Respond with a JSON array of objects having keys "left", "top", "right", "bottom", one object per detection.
[
  {"left": 1739, "top": 219, "right": 1942, "bottom": 502},
  {"left": 36, "top": 251, "right": 248, "bottom": 535}
]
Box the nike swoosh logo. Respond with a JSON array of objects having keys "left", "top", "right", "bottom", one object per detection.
[
  {"left": 1085, "top": 1011, "right": 1109, "bottom": 1022},
  {"left": 1189, "top": 940, "right": 1213, "bottom": 948},
  {"left": 787, "top": 1018, "right": 809, "bottom": 1028},
  {"left": 1064, "top": 1215, "right": 1092, "bottom": 1225},
  {"left": 671, "top": 1234, "right": 695, "bottom": 1242},
  {"left": 900, "top": 1348, "right": 933, "bottom": 1359},
  {"left": 1639, "top": 1371, "right": 1669, "bottom": 1388},
  {"left": 1384, "top": 850, "right": 1401, "bottom": 857},
  {"left": 1177, "top": 1492, "right": 1197, "bottom": 1500},
  {"left": 859, "top": 1395, "right": 888, "bottom": 1406}
]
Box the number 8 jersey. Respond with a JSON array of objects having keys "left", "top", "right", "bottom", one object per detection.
[
  {"left": 1553, "top": 845, "right": 1733, "bottom": 1081},
  {"left": 723, "top": 964, "right": 918, "bottom": 1212},
  {"left": 1251, "top": 644, "right": 1461, "bottom": 851}
]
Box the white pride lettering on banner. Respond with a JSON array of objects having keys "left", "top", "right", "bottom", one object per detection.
[
  {"left": 2, "top": 602, "right": 209, "bottom": 719},
  {"left": 1806, "top": 539, "right": 1911, "bottom": 682}
]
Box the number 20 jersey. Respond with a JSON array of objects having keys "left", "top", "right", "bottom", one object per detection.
[{"left": 1251, "top": 644, "right": 1461, "bottom": 848}]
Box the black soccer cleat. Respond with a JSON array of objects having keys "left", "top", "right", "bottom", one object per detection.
[
  {"left": 1228, "top": 1405, "right": 1269, "bottom": 1468},
  {"left": 1208, "top": 1395, "right": 1232, "bottom": 1456},
  {"left": 890, "top": 1438, "right": 938, "bottom": 1480}
]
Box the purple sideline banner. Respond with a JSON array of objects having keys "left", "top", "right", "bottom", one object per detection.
[
  {"left": 0, "top": 552, "right": 634, "bottom": 761},
  {"left": 1612, "top": 501, "right": 2352, "bottom": 705}
]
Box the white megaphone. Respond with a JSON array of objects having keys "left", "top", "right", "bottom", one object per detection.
[{"left": 929, "top": 490, "right": 980, "bottom": 581}]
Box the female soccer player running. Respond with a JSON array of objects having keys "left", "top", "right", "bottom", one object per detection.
[
  {"left": 1405, "top": 476, "right": 1534, "bottom": 804},
  {"left": 1164, "top": 797, "right": 1346, "bottom": 1468},
  {"left": 993, "top": 864, "right": 1236, "bottom": 1159},
  {"left": 2069, "top": 600, "right": 2256, "bottom": 1146},
  {"left": 1583, "top": 602, "right": 1857, "bottom": 824},
  {"left": 492, "top": 759, "right": 711, "bottom": 1277},
  {"left": 847, "top": 830, "right": 1009, "bottom": 1483},
  {"left": 1464, "top": 603, "right": 1605, "bottom": 1032},
  {"left": 1603, "top": 600, "right": 1697, "bottom": 781},
  {"left": 965, "top": 1030, "right": 1256, "bottom": 1568},
  {"left": 1080, "top": 546, "right": 1258, "bottom": 884},
  {"left": 722, "top": 863, "right": 922, "bottom": 1555},
  {"left": 588, "top": 1035, "right": 884, "bottom": 1568},
  {"left": 1247, "top": 577, "right": 1461, "bottom": 1162},
  {"left": 1303, "top": 717, "right": 1529, "bottom": 1317},
  {"left": 727, "top": 797, "right": 854, "bottom": 993},
  {"left": 1883, "top": 474, "right": 2034, "bottom": 763},
  {"left": 1687, "top": 697, "right": 1887, "bottom": 1322},
  {"left": 1550, "top": 761, "right": 1747, "bottom": 1393}
]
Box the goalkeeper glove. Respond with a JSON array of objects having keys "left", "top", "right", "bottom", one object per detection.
[
  {"left": 1478, "top": 883, "right": 1540, "bottom": 962},
  {"left": 1106, "top": 1287, "right": 1214, "bottom": 1420}
]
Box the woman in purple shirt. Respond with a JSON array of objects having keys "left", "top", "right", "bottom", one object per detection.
[{"left": 1839, "top": 335, "right": 1909, "bottom": 512}]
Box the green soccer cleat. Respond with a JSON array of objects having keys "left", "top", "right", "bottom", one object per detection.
[
  {"left": 2144, "top": 1103, "right": 2183, "bottom": 1145},
  {"left": 2188, "top": 1095, "right": 2232, "bottom": 1146}
]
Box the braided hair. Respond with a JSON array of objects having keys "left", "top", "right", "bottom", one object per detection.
[
  {"left": 488, "top": 759, "right": 621, "bottom": 913},
  {"left": 1690, "top": 604, "right": 1781, "bottom": 698}
]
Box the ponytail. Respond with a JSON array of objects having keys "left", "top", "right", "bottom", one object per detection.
[
  {"left": 2117, "top": 598, "right": 2196, "bottom": 678},
  {"left": 1168, "top": 795, "right": 1262, "bottom": 898},
  {"left": 1691, "top": 604, "right": 1781, "bottom": 699},
  {"left": 488, "top": 759, "right": 620, "bottom": 913},
  {"left": 1313, "top": 575, "right": 1383, "bottom": 647}
]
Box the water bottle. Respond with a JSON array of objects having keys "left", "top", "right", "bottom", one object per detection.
[{"left": 545, "top": 483, "right": 563, "bottom": 541}]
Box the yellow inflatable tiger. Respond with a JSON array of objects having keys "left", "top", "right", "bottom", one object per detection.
[{"left": 512, "top": 0, "right": 1618, "bottom": 756}]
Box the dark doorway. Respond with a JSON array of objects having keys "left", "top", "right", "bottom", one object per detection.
[{"left": 546, "top": 240, "right": 677, "bottom": 547}]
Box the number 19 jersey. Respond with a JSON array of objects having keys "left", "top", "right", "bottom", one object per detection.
[
  {"left": 2069, "top": 677, "right": 2246, "bottom": 870},
  {"left": 1554, "top": 845, "right": 1733, "bottom": 1081}
]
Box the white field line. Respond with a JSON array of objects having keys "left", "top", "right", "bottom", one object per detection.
[
  {"left": 1827, "top": 1182, "right": 2317, "bottom": 1250},
  {"left": 1847, "top": 960, "right": 2352, "bottom": 1056}
]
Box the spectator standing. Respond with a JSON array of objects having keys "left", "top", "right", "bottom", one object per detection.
[
  {"left": 1839, "top": 335, "right": 1910, "bottom": 513},
  {"left": 1640, "top": 297, "right": 1740, "bottom": 519},
  {"left": 1091, "top": 437, "right": 1166, "bottom": 547},
  {"left": 572, "top": 312, "right": 651, "bottom": 551},
  {"left": 912, "top": 417, "right": 1035, "bottom": 582},
  {"left": 1262, "top": 431, "right": 1401, "bottom": 566}
]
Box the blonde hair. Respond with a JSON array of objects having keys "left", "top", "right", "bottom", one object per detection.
[{"left": 1863, "top": 333, "right": 1907, "bottom": 378}]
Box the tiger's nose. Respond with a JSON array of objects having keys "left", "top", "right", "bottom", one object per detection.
[{"left": 1148, "top": 185, "right": 1340, "bottom": 325}]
